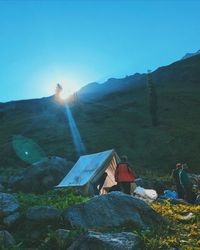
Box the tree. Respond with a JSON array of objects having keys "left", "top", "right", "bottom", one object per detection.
[{"left": 147, "top": 70, "right": 158, "bottom": 126}]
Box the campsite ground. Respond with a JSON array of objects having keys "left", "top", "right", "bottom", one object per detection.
[{"left": 2, "top": 188, "right": 198, "bottom": 250}]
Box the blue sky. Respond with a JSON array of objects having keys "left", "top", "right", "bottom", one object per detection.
[{"left": 0, "top": 0, "right": 200, "bottom": 102}]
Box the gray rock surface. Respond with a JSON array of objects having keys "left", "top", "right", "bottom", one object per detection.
[
  {"left": 0, "top": 230, "right": 16, "bottom": 248},
  {"left": 63, "top": 192, "right": 167, "bottom": 229},
  {"left": 0, "top": 192, "right": 19, "bottom": 217},
  {"left": 9, "top": 156, "right": 74, "bottom": 193},
  {"left": 68, "top": 231, "right": 142, "bottom": 250},
  {"left": 26, "top": 205, "right": 61, "bottom": 224}
]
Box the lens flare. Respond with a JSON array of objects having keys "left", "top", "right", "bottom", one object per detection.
[{"left": 64, "top": 104, "right": 86, "bottom": 156}]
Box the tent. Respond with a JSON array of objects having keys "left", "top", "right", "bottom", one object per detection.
[{"left": 56, "top": 149, "right": 119, "bottom": 196}]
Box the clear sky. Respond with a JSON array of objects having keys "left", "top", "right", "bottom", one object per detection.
[{"left": 0, "top": 0, "right": 200, "bottom": 102}]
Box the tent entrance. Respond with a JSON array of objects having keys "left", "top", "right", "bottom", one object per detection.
[{"left": 56, "top": 149, "right": 119, "bottom": 196}]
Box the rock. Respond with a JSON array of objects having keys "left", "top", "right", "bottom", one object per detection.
[
  {"left": 135, "top": 178, "right": 166, "bottom": 195},
  {"left": 63, "top": 192, "right": 167, "bottom": 230},
  {"left": 0, "top": 193, "right": 20, "bottom": 217},
  {"left": 68, "top": 231, "right": 142, "bottom": 250},
  {"left": 0, "top": 230, "right": 16, "bottom": 248},
  {"left": 8, "top": 176, "right": 23, "bottom": 192},
  {"left": 26, "top": 206, "right": 61, "bottom": 224},
  {"left": 3, "top": 212, "right": 20, "bottom": 227},
  {"left": 9, "top": 156, "right": 74, "bottom": 193},
  {"left": 55, "top": 229, "right": 71, "bottom": 241}
]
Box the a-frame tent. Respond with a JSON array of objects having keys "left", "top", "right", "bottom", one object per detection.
[{"left": 56, "top": 149, "right": 119, "bottom": 196}]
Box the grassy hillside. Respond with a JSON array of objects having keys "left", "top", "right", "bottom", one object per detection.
[{"left": 1, "top": 55, "right": 200, "bottom": 174}]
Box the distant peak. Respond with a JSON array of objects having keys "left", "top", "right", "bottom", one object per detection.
[{"left": 181, "top": 49, "right": 200, "bottom": 60}]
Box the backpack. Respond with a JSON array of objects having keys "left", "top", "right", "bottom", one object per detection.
[{"left": 115, "top": 163, "right": 135, "bottom": 182}]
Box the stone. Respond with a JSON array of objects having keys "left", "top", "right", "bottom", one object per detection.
[
  {"left": 63, "top": 192, "right": 167, "bottom": 230},
  {"left": 0, "top": 192, "right": 20, "bottom": 217},
  {"left": 26, "top": 206, "right": 61, "bottom": 224},
  {"left": 68, "top": 231, "right": 142, "bottom": 250},
  {"left": 9, "top": 156, "right": 74, "bottom": 193}
]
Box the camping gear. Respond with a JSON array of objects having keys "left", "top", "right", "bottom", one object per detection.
[
  {"left": 115, "top": 163, "right": 135, "bottom": 182},
  {"left": 134, "top": 186, "right": 158, "bottom": 201},
  {"left": 56, "top": 149, "right": 120, "bottom": 196},
  {"left": 163, "top": 190, "right": 178, "bottom": 199}
]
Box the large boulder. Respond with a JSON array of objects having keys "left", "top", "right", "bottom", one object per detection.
[
  {"left": 63, "top": 192, "right": 167, "bottom": 230},
  {"left": 135, "top": 178, "right": 167, "bottom": 195},
  {"left": 9, "top": 156, "right": 74, "bottom": 193},
  {"left": 68, "top": 231, "right": 142, "bottom": 250},
  {"left": 0, "top": 193, "right": 19, "bottom": 217},
  {"left": 26, "top": 206, "right": 61, "bottom": 224}
]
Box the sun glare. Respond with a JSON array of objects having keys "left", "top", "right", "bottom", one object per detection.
[{"left": 58, "top": 82, "right": 78, "bottom": 100}]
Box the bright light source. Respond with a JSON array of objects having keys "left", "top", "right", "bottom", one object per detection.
[{"left": 58, "top": 83, "right": 78, "bottom": 100}]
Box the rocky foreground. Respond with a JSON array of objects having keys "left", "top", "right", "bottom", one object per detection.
[
  {"left": 0, "top": 157, "right": 200, "bottom": 249},
  {"left": 0, "top": 188, "right": 200, "bottom": 249}
]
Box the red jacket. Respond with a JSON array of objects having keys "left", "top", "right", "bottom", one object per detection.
[{"left": 115, "top": 163, "right": 135, "bottom": 182}]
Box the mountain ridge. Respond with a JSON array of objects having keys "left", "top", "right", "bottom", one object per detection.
[
  {"left": 1, "top": 53, "right": 200, "bottom": 173},
  {"left": 181, "top": 49, "right": 200, "bottom": 60}
]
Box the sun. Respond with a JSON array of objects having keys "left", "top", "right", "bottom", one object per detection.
[{"left": 57, "top": 82, "right": 78, "bottom": 100}]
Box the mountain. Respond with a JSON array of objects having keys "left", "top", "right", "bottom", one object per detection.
[
  {"left": 1, "top": 54, "right": 200, "bottom": 174},
  {"left": 79, "top": 73, "right": 146, "bottom": 101},
  {"left": 181, "top": 49, "right": 200, "bottom": 60},
  {"left": 79, "top": 53, "right": 200, "bottom": 101}
]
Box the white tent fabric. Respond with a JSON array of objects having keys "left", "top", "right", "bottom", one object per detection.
[{"left": 56, "top": 149, "right": 119, "bottom": 195}]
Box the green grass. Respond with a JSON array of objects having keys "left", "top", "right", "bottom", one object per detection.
[
  {"left": 1, "top": 77, "right": 200, "bottom": 174},
  {"left": 15, "top": 188, "right": 89, "bottom": 213}
]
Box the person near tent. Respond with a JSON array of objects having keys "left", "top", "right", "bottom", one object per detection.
[
  {"left": 115, "top": 155, "right": 136, "bottom": 195},
  {"left": 171, "top": 163, "right": 184, "bottom": 199},
  {"left": 93, "top": 172, "right": 108, "bottom": 195},
  {"left": 179, "top": 163, "right": 196, "bottom": 204}
]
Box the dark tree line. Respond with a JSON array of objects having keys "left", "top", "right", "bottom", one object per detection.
[{"left": 147, "top": 70, "right": 158, "bottom": 126}]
